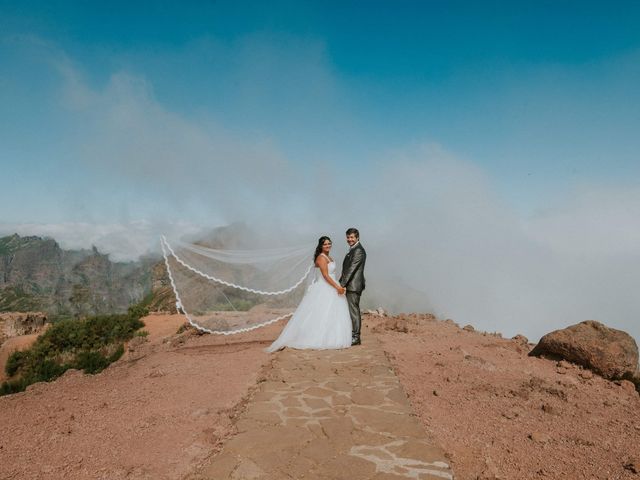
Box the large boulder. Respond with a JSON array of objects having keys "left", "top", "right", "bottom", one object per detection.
[{"left": 529, "top": 320, "right": 639, "bottom": 383}]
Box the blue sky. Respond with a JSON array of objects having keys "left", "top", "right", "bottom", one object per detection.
[
  {"left": 1, "top": 1, "right": 640, "bottom": 340},
  {"left": 2, "top": 1, "right": 639, "bottom": 223}
]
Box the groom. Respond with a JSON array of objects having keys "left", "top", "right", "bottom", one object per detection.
[{"left": 339, "top": 228, "right": 367, "bottom": 346}]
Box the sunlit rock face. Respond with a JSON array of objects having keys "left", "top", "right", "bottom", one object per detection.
[{"left": 0, "top": 311, "right": 48, "bottom": 339}]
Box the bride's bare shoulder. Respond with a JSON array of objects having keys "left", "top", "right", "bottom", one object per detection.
[{"left": 315, "top": 254, "right": 328, "bottom": 267}]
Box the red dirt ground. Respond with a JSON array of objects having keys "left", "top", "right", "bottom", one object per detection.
[
  {"left": 0, "top": 314, "right": 281, "bottom": 480},
  {"left": 368, "top": 313, "right": 640, "bottom": 480},
  {"left": 1, "top": 312, "right": 638, "bottom": 480}
]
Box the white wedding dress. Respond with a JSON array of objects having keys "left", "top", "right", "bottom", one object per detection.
[{"left": 267, "top": 255, "right": 352, "bottom": 352}]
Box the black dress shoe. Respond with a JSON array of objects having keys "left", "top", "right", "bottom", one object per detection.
[{"left": 351, "top": 338, "right": 361, "bottom": 346}]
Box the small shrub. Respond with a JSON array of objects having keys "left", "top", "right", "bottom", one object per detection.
[
  {"left": 0, "top": 300, "right": 147, "bottom": 396},
  {"left": 5, "top": 350, "right": 28, "bottom": 377},
  {"left": 127, "top": 304, "right": 150, "bottom": 320},
  {"left": 31, "top": 359, "right": 68, "bottom": 381},
  {"left": 108, "top": 344, "right": 125, "bottom": 362},
  {"left": 0, "top": 377, "right": 32, "bottom": 395},
  {"left": 74, "top": 351, "right": 110, "bottom": 374},
  {"left": 176, "top": 322, "right": 195, "bottom": 334}
]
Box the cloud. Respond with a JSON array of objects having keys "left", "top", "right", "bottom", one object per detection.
[
  {"left": 0, "top": 220, "right": 201, "bottom": 262},
  {"left": 9, "top": 142, "right": 640, "bottom": 345},
  {"left": 2, "top": 38, "right": 639, "bottom": 346},
  {"left": 525, "top": 185, "right": 640, "bottom": 256}
]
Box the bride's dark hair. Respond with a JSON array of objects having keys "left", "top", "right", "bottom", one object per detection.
[{"left": 314, "top": 236, "right": 332, "bottom": 262}]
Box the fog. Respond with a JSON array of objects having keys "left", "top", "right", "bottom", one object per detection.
[
  {"left": 2, "top": 39, "right": 639, "bottom": 344},
  {"left": 8, "top": 143, "right": 640, "bottom": 344}
]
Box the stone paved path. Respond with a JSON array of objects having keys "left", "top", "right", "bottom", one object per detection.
[{"left": 195, "top": 337, "right": 454, "bottom": 480}]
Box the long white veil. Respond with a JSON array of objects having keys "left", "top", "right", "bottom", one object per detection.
[{"left": 160, "top": 235, "right": 314, "bottom": 334}]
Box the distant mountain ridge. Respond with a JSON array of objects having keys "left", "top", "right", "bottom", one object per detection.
[
  {"left": 0, "top": 225, "right": 284, "bottom": 319},
  {"left": 0, "top": 234, "right": 156, "bottom": 319}
]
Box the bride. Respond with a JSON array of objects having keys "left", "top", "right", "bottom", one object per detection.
[{"left": 267, "top": 236, "right": 352, "bottom": 352}]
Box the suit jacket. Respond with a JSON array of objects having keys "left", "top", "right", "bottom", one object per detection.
[{"left": 340, "top": 243, "right": 366, "bottom": 293}]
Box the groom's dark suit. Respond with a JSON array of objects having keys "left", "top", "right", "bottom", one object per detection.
[{"left": 339, "top": 242, "right": 366, "bottom": 343}]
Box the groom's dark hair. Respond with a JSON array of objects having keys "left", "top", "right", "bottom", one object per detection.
[{"left": 346, "top": 228, "right": 359, "bottom": 239}]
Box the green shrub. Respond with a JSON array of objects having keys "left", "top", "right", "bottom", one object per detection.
[
  {"left": 74, "top": 351, "right": 110, "bottom": 374},
  {"left": 108, "top": 344, "right": 125, "bottom": 362},
  {"left": 5, "top": 350, "right": 28, "bottom": 377},
  {"left": 0, "top": 300, "right": 147, "bottom": 396},
  {"left": 31, "top": 358, "right": 68, "bottom": 380},
  {"left": 127, "top": 303, "right": 150, "bottom": 320},
  {"left": 0, "top": 377, "right": 33, "bottom": 396}
]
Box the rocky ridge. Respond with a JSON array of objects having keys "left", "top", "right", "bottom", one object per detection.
[{"left": 0, "top": 234, "right": 158, "bottom": 318}]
